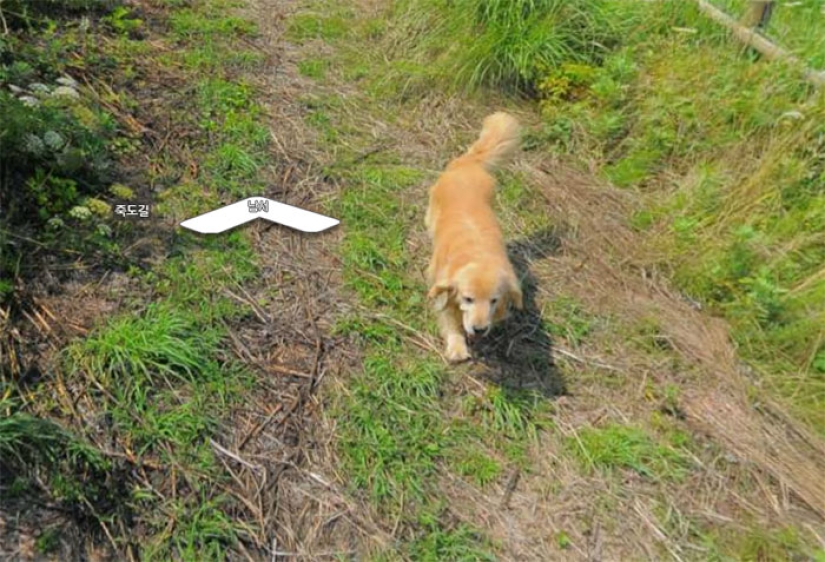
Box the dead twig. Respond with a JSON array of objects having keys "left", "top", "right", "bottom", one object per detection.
[
  {"left": 499, "top": 467, "right": 521, "bottom": 509},
  {"left": 210, "top": 439, "right": 262, "bottom": 473},
  {"left": 553, "top": 346, "right": 622, "bottom": 373},
  {"left": 223, "top": 287, "right": 271, "bottom": 325},
  {"left": 270, "top": 364, "right": 315, "bottom": 379},
  {"left": 239, "top": 403, "right": 285, "bottom": 451}
]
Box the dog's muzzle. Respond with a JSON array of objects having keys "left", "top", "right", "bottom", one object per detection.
[{"left": 467, "top": 326, "right": 491, "bottom": 340}]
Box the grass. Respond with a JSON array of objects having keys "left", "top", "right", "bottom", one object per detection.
[
  {"left": 384, "top": 0, "right": 629, "bottom": 94},
  {"left": 285, "top": 0, "right": 825, "bottom": 557},
  {"left": 566, "top": 423, "right": 690, "bottom": 482},
  {"left": 612, "top": 3, "right": 825, "bottom": 433},
  {"left": 405, "top": 521, "right": 498, "bottom": 562},
  {"left": 302, "top": 75, "right": 547, "bottom": 553},
  {"left": 195, "top": 0, "right": 825, "bottom": 557},
  {"left": 0, "top": 0, "right": 285, "bottom": 556},
  {"left": 542, "top": 296, "right": 597, "bottom": 348},
  {"left": 298, "top": 57, "right": 331, "bottom": 79},
  {"left": 286, "top": 10, "right": 352, "bottom": 43},
  {"left": 0, "top": 397, "right": 79, "bottom": 465},
  {"left": 695, "top": 523, "right": 825, "bottom": 562},
  {"left": 415, "top": 0, "right": 825, "bottom": 435},
  {"left": 336, "top": 353, "right": 445, "bottom": 508},
  {"left": 7, "top": 0, "right": 825, "bottom": 557},
  {"left": 711, "top": 0, "right": 825, "bottom": 68}
]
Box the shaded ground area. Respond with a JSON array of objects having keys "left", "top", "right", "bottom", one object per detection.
[{"left": 470, "top": 227, "right": 566, "bottom": 398}]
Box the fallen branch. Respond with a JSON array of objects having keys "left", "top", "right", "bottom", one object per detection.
[{"left": 694, "top": 0, "right": 825, "bottom": 87}]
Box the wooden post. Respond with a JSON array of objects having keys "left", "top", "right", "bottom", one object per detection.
[
  {"left": 694, "top": 0, "right": 825, "bottom": 88},
  {"left": 741, "top": 0, "right": 775, "bottom": 29}
]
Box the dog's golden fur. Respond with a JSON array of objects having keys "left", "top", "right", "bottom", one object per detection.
[{"left": 425, "top": 112, "right": 523, "bottom": 363}]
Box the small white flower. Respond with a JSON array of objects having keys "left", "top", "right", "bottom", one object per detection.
[
  {"left": 19, "top": 95, "right": 40, "bottom": 107},
  {"left": 51, "top": 86, "right": 81, "bottom": 100},
  {"left": 43, "top": 130, "right": 66, "bottom": 150},
  {"left": 69, "top": 206, "right": 93, "bottom": 221},
  {"left": 96, "top": 223, "right": 113, "bottom": 237},
  {"left": 47, "top": 217, "right": 65, "bottom": 229},
  {"left": 23, "top": 134, "right": 45, "bottom": 155},
  {"left": 56, "top": 75, "right": 79, "bottom": 88},
  {"left": 779, "top": 110, "right": 804, "bottom": 121},
  {"left": 30, "top": 83, "right": 51, "bottom": 94}
]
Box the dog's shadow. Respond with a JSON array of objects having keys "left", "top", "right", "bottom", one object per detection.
[{"left": 469, "top": 227, "right": 566, "bottom": 398}]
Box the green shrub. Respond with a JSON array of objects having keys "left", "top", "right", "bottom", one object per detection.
[
  {"left": 0, "top": 91, "right": 117, "bottom": 221},
  {"left": 0, "top": 2, "right": 127, "bottom": 299},
  {"left": 0, "top": 0, "right": 119, "bottom": 30}
]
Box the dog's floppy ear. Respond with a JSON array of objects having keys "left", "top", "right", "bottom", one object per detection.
[
  {"left": 507, "top": 276, "right": 524, "bottom": 311},
  {"left": 427, "top": 282, "right": 454, "bottom": 312}
]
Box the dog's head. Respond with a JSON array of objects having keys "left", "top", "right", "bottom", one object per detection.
[{"left": 428, "top": 263, "right": 523, "bottom": 337}]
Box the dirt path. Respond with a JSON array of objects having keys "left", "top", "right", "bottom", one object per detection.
[
  {"left": 240, "top": 0, "right": 825, "bottom": 559},
  {"left": 185, "top": 1, "right": 397, "bottom": 556}
]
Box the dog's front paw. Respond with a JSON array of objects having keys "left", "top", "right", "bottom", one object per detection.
[{"left": 445, "top": 336, "right": 471, "bottom": 363}]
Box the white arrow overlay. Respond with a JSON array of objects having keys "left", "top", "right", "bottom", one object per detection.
[{"left": 180, "top": 197, "right": 339, "bottom": 234}]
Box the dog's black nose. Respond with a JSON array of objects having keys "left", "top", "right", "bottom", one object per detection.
[{"left": 472, "top": 325, "right": 488, "bottom": 334}]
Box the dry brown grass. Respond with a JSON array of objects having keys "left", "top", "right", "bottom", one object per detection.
[{"left": 522, "top": 155, "right": 825, "bottom": 514}]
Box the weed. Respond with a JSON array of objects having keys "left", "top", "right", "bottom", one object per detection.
[
  {"left": 170, "top": 9, "right": 256, "bottom": 38},
  {"left": 35, "top": 527, "right": 62, "bottom": 554},
  {"left": 696, "top": 521, "right": 825, "bottom": 562},
  {"left": 448, "top": 445, "right": 503, "bottom": 487},
  {"left": 556, "top": 530, "right": 571, "bottom": 550},
  {"left": 0, "top": 397, "right": 73, "bottom": 465}
]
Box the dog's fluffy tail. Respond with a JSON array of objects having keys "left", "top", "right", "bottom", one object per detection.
[{"left": 451, "top": 112, "right": 520, "bottom": 171}]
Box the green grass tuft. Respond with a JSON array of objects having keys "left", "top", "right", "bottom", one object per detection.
[
  {"left": 286, "top": 11, "right": 351, "bottom": 43},
  {"left": 384, "top": 0, "right": 631, "bottom": 94},
  {"left": 567, "top": 423, "right": 690, "bottom": 481}
]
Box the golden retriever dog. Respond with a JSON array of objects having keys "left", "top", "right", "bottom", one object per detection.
[{"left": 425, "top": 112, "right": 523, "bottom": 363}]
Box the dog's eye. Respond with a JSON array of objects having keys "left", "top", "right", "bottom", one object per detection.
[
  {"left": 463, "top": 297, "right": 474, "bottom": 304},
  {"left": 491, "top": 298, "right": 499, "bottom": 305}
]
